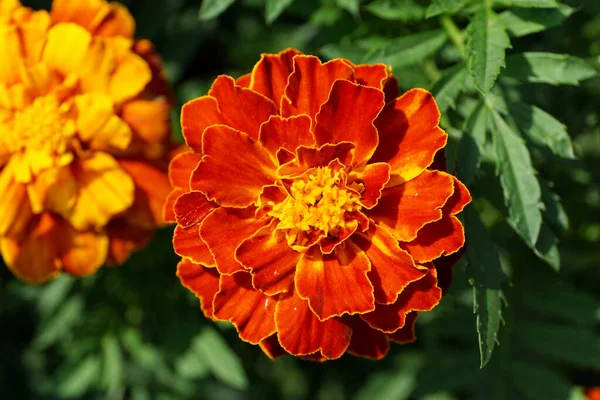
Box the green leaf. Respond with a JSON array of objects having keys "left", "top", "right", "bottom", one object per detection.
[
  {"left": 506, "top": 100, "right": 575, "bottom": 159},
  {"left": 56, "top": 356, "right": 101, "bottom": 398},
  {"left": 540, "top": 179, "right": 570, "bottom": 231},
  {"left": 362, "top": 30, "right": 448, "bottom": 69},
  {"left": 198, "top": 0, "right": 236, "bottom": 20},
  {"left": 491, "top": 110, "right": 543, "bottom": 247},
  {"left": 193, "top": 328, "right": 248, "bottom": 390},
  {"left": 337, "top": 0, "right": 360, "bottom": 16},
  {"left": 457, "top": 100, "right": 489, "bottom": 186},
  {"left": 493, "top": 0, "right": 559, "bottom": 8},
  {"left": 426, "top": 0, "right": 468, "bottom": 18},
  {"left": 265, "top": 0, "right": 296, "bottom": 24},
  {"left": 34, "top": 296, "right": 84, "bottom": 349},
  {"left": 354, "top": 354, "right": 424, "bottom": 400},
  {"left": 101, "top": 334, "right": 123, "bottom": 389},
  {"left": 431, "top": 63, "right": 469, "bottom": 112},
  {"left": 532, "top": 223, "right": 560, "bottom": 271},
  {"left": 510, "top": 362, "right": 587, "bottom": 400},
  {"left": 504, "top": 53, "right": 597, "bottom": 85},
  {"left": 464, "top": 205, "right": 508, "bottom": 368},
  {"left": 365, "top": 0, "right": 426, "bottom": 22},
  {"left": 500, "top": 5, "right": 574, "bottom": 37},
  {"left": 467, "top": 8, "right": 512, "bottom": 94}
]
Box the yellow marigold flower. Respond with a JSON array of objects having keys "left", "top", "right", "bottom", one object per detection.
[{"left": 0, "top": 0, "right": 174, "bottom": 284}]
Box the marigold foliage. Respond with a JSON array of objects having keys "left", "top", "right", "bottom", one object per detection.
[
  {"left": 0, "top": 0, "right": 173, "bottom": 284},
  {"left": 167, "top": 49, "right": 471, "bottom": 361}
]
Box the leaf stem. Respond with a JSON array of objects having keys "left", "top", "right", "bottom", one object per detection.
[{"left": 439, "top": 14, "right": 466, "bottom": 57}]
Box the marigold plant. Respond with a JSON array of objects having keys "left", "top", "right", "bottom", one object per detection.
[
  {"left": 0, "top": 0, "right": 173, "bottom": 284},
  {"left": 167, "top": 49, "right": 471, "bottom": 360}
]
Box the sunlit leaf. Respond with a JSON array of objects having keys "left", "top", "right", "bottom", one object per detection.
[
  {"left": 265, "top": 0, "right": 296, "bottom": 24},
  {"left": 337, "top": 0, "right": 360, "bottom": 16},
  {"left": 365, "top": 0, "right": 426, "bottom": 21},
  {"left": 101, "top": 334, "right": 123, "bottom": 389},
  {"left": 532, "top": 223, "right": 560, "bottom": 271},
  {"left": 199, "top": 0, "right": 237, "bottom": 20},
  {"left": 34, "top": 296, "right": 83, "bottom": 349},
  {"left": 500, "top": 5, "right": 574, "bottom": 37},
  {"left": 56, "top": 356, "right": 101, "bottom": 398},
  {"left": 504, "top": 53, "right": 597, "bottom": 85},
  {"left": 493, "top": 0, "right": 559, "bottom": 8},
  {"left": 540, "top": 179, "right": 570, "bottom": 232},
  {"left": 431, "top": 63, "right": 469, "bottom": 112},
  {"left": 426, "top": 0, "right": 469, "bottom": 18}
]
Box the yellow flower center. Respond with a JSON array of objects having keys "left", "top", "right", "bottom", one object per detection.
[{"left": 269, "top": 167, "right": 361, "bottom": 246}]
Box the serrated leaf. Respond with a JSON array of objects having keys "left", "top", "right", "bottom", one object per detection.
[
  {"left": 431, "top": 63, "right": 469, "bottom": 112},
  {"left": 426, "top": 0, "right": 468, "bottom": 18},
  {"left": 193, "top": 328, "right": 248, "bottom": 390},
  {"left": 491, "top": 110, "right": 543, "bottom": 247},
  {"left": 539, "top": 178, "right": 570, "bottom": 231},
  {"left": 362, "top": 30, "right": 448, "bottom": 69},
  {"left": 320, "top": 41, "right": 369, "bottom": 63},
  {"left": 198, "top": 0, "right": 236, "bottom": 20},
  {"left": 464, "top": 205, "right": 508, "bottom": 368},
  {"left": 506, "top": 100, "right": 575, "bottom": 159},
  {"left": 265, "top": 0, "right": 296, "bottom": 24},
  {"left": 101, "top": 334, "right": 123, "bottom": 389},
  {"left": 504, "top": 53, "right": 597, "bottom": 85},
  {"left": 365, "top": 0, "right": 426, "bottom": 21},
  {"left": 467, "top": 8, "right": 512, "bottom": 94},
  {"left": 337, "top": 0, "right": 360, "bottom": 16},
  {"left": 510, "top": 362, "right": 586, "bottom": 400},
  {"left": 493, "top": 0, "right": 559, "bottom": 8},
  {"left": 501, "top": 5, "right": 574, "bottom": 37},
  {"left": 532, "top": 223, "right": 560, "bottom": 271},
  {"left": 457, "top": 100, "right": 489, "bottom": 186}
]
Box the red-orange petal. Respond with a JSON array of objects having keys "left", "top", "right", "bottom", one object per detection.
[
  {"left": 387, "top": 312, "right": 418, "bottom": 344},
  {"left": 281, "top": 56, "right": 354, "bottom": 119},
  {"left": 400, "top": 215, "right": 465, "bottom": 263},
  {"left": 258, "top": 115, "right": 314, "bottom": 160},
  {"left": 443, "top": 176, "right": 471, "bottom": 215},
  {"left": 361, "top": 269, "right": 441, "bottom": 333},
  {"left": 295, "top": 242, "right": 374, "bottom": 321},
  {"left": 236, "top": 220, "right": 300, "bottom": 295},
  {"left": 353, "top": 224, "right": 426, "bottom": 304},
  {"left": 168, "top": 151, "right": 202, "bottom": 189},
  {"left": 106, "top": 218, "right": 151, "bottom": 266},
  {"left": 173, "top": 191, "right": 215, "bottom": 228},
  {"left": 181, "top": 97, "right": 225, "bottom": 152},
  {"left": 346, "top": 316, "right": 390, "bottom": 360},
  {"left": 176, "top": 259, "right": 220, "bottom": 318},
  {"left": 208, "top": 75, "right": 277, "bottom": 140},
  {"left": 371, "top": 89, "right": 448, "bottom": 186},
  {"left": 173, "top": 224, "right": 215, "bottom": 266},
  {"left": 190, "top": 125, "right": 276, "bottom": 208},
  {"left": 200, "top": 207, "right": 269, "bottom": 275},
  {"left": 163, "top": 188, "right": 185, "bottom": 223},
  {"left": 250, "top": 48, "right": 302, "bottom": 106},
  {"left": 213, "top": 271, "right": 277, "bottom": 344},
  {"left": 259, "top": 334, "right": 288, "bottom": 360},
  {"left": 366, "top": 170, "right": 454, "bottom": 242},
  {"left": 353, "top": 63, "right": 389, "bottom": 90},
  {"left": 350, "top": 162, "right": 391, "bottom": 209},
  {"left": 277, "top": 142, "right": 354, "bottom": 178},
  {"left": 314, "top": 79, "right": 384, "bottom": 166},
  {"left": 236, "top": 73, "right": 251, "bottom": 88},
  {"left": 275, "top": 288, "right": 352, "bottom": 359}
]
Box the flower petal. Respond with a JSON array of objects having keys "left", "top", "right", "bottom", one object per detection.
[
  {"left": 250, "top": 48, "right": 302, "bottom": 106},
  {"left": 0, "top": 162, "right": 32, "bottom": 237},
  {"left": 42, "top": 23, "right": 91, "bottom": 77},
  {"left": 169, "top": 151, "right": 202, "bottom": 189},
  {"left": 387, "top": 312, "right": 417, "bottom": 344},
  {"left": 443, "top": 176, "right": 471, "bottom": 215},
  {"left": 295, "top": 242, "right": 375, "bottom": 321},
  {"left": 371, "top": 89, "right": 448, "bottom": 186},
  {"left": 314, "top": 79, "right": 384, "bottom": 166},
  {"left": 121, "top": 99, "right": 171, "bottom": 145},
  {"left": 208, "top": 75, "right": 277, "bottom": 140},
  {"left": 173, "top": 224, "right": 215, "bottom": 267},
  {"left": 173, "top": 191, "right": 215, "bottom": 228},
  {"left": 106, "top": 218, "right": 151, "bottom": 265},
  {"left": 213, "top": 271, "right": 277, "bottom": 344},
  {"left": 200, "top": 207, "right": 269, "bottom": 275},
  {"left": 109, "top": 51, "right": 151, "bottom": 103},
  {"left": 352, "top": 63, "right": 389, "bottom": 90},
  {"left": 237, "top": 220, "right": 299, "bottom": 295},
  {"left": 352, "top": 224, "right": 426, "bottom": 304},
  {"left": 360, "top": 268, "right": 441, "bottom": 333},
  {"left": 176, "top": 259, "right": 220, "bottom": 318},
  {"left": 50, "top": 0, "right": 109, "bottom": 33},
  {"left": 94, "top": 3, "right": 135, "bottom": 38},
  {"left": 180, "top": 96, "right": 225, "bottom": 152},
  {"left": 163, "top": 188, "right": 185, "bottom": 223},
  {"left": 75, "top": 93, "right": 133, "bottom": 150},
  {"left": 190, "top": 125, "right": 276, "bottom": 208},
  {"left": 58, "top": 220, "right": 109, "bottom": 277},
  {"left": 259, "top": 334, "right": 288, "bottom": 360},
  {"left": 346, "top": 317, "right": 390, "bottom": 360},
  {"left": 275, "top": 288, "right": 351, "bottom": 359},
  {"left": 236, "top": 73, "right": 251, "bottom": 88},
  {"left": 258, "top": 115, "right": 314, "bottom": 160},
  {"left": 277, "top": 142, "right": 354, "bottom": 178},
  {"left": 281, "top": 56, "right": 354, "bottom": 119},
  {"left": 349, "top": 162, "right": 391, "bottom": 209},
  {"left": 66, "top": 152, "right": 135, "bottom": 230},
  {"left": 366, "top": 170, "right": 454, "bottom": 242},
  {"left": 400, "top": 215, "right": 465, "bottom": 263}
]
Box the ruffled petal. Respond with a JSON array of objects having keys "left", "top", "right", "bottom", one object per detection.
[
  {"left": 180, "top": 96, "right": 224, "bottom": 152},
  {"left": 50, "top": 0, "right": 109, "bottom": 32},
  {"left": 349, "top": 162, "right": 391, "bottom": 209},
  {"left": 250, "top": 48, "right": 302, "bottom": 106},
  {"left": 173, "top": 191, "right": 215, "bottom": 228},
  {"left": 0, "top": 25, "right": 25, "bottom": 86},
  {"left": 277, "top": 142, "right": 354, "bottom": 178},
  {"left": 443, "top": 176, "right": 471, "bottom": 215},
  {"left": 258, "top": 115, "right": 314, "bottom": 160},
  {"left": 173, "top": 223, "right": 215, "bottom": 266},
  {"left": 387, "top": 312, "right": 417, "bottom": 344},
  {"left": 109, "top": 51, "right": 151, "bottom": 103},
  {"left": 295, "top": 242, "right": 374, "bottom": 321},
  {"left": 121, "top": 99, "right": 171, "bottom": 145},
  {"left": 352, "top": 224, "right": 426, "bottom": 304},
  {"left": 42, "top": 23, "right": 91, "bottom": 77},
  {"left": 346, "top": 317, "right": 390, "bottom": 360},
  {"left": 352, "top": 63, "right": 389, "bottom": 90},
  {"left": 163, "top": 188, "right": 185, "bottom": 223},
  {"left": 94, "top": 3, "right": 135, "bottom": 38},
  {"left": 75, "top": 93, "right": 132, "bottom": 150},
  {"left": 371, "top": 89, "right": 448, "bottom": 186},
  {"left": 275, "top": 288, "right": 351, "bottom": 359},
  {"left": 213, "top": 271, "right": 277, "bottom": 344},
  {"left": 236, "top": 73, "right": 251, "bottom": 88},
  {"left": 190, "top": 125, "right": 276, "bottom": 208},
  {"left": 259, "top": 334, "right": 288, "bottom": 360},
  {"left": 176, "top": 259, "right": 220, "bottom": 318},
  {"left": 400, "top": 215, "right": 465, "bottom": 263},
  {"left": 200, "top": 207, "right": 269, "bottom": 275},
  {"left": 281, "top": 56, "right": 354, "bottom": 119},
  {"left": 236, "top": 220, "right": 300, "bottom": 295},
  {"left": 360, "top": 268, "right": 441, "bottom": 333},
  {"left": 58, "top": 220, "right": 109, "bottom": 277},
  {"left": 106, "top": 218, "right": 152, "bottom": 265},
  {"left": 208, "top": 75, "right": 277, "bottom": 140},
  {"left": 168, "top": 151, "right": 202, "bottom": 189},
  {"left": 314, "top": 79, "right": 384, "bottom": 166},
  {"left": 366, "top": 170, "right": 454, "bottom": 242},
  {"left": 0, "top": 161, "right": 32, "bottom": 237}
]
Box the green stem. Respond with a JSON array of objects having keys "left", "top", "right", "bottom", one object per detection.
[{"left": 439, "top": 14, "right": 466, "bottom": 57}]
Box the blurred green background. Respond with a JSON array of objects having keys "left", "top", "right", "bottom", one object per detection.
[{"left": 1, "top": 0, "right": 599, "bottom": 399}]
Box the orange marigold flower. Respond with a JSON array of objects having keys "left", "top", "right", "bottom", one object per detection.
[
  {"left": 588, "top": 387, "right": 600, "bottom": 400},
  {"left": 168, "top": 49, "right": 471, "bottom": 361},
  {"left": 0, "top": 0, "right": 173, "bottom": 283}
]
